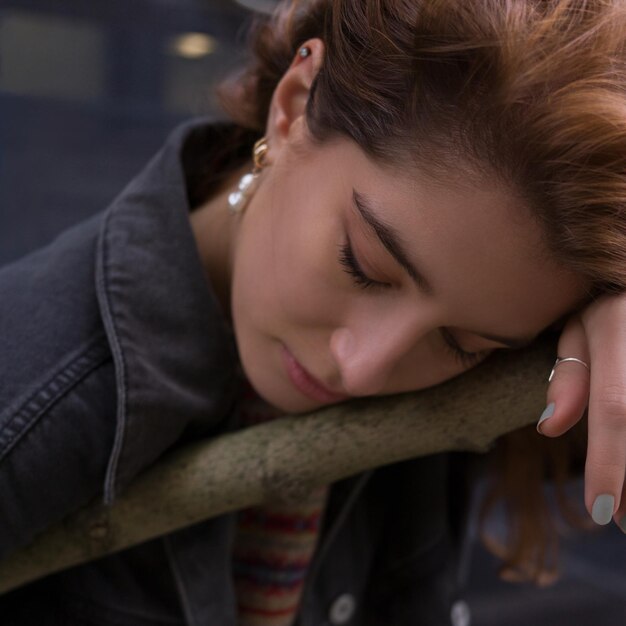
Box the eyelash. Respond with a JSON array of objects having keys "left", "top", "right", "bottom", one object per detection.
[
  {"left": 338, "top": 239, "right": 390, "bottom": 290},
  {"left": 440, "top": 328, "right": 489, "bottom": 368},
  {"left": 339, "top": 239, "right": 488, "bottom": 368}
]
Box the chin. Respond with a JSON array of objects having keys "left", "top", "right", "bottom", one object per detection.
[
  {"left": 237, "top": 351, "right": 317, "bottom": 416},
  {"left": 251, "top": 376, "right": 322, "bottom": 414}
]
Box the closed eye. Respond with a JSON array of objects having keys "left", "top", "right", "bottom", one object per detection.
[
  {"left": 440, "top": 327, "right": 492, "bottom": 368},
  {"left": 338, "top": 237, "right": 391, "bottom": 290}
]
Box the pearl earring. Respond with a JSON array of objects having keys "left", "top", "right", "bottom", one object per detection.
[{"left": 228, "top": 137, "right": 270, "bottom": 214}]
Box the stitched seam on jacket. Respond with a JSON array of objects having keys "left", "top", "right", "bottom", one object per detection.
[
  {"left": 0, "top": 333, "right": 110, "bottom": 463},
  {"left": 96, "top": 206, "right": 129, "bottom": 505}
]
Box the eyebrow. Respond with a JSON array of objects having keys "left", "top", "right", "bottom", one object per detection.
[
  {"left": 352, "top": 189, "right": 538, "bottom": 351},
  {"left": 352, "top": 189, "right": 434, "bottom": 295}
]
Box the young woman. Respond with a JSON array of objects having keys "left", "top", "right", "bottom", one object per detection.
[{"left": 2, "top": 0, "right": 626, "bottom": 624}]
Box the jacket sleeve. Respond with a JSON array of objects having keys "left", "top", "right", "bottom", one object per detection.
[{"left": 0, "top": 214, "right": 118, "bottom": 560}]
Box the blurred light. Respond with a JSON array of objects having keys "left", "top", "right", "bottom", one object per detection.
[{"left": 168, "top": 33, "right": 216, "bottom": 59}]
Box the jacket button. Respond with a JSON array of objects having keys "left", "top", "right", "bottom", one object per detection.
[
  {"left": 328, "top": 593, "right": 356, "bottom": 624},
  {"left": 450, "top": 600, "right": 471, "bottom": 626}
]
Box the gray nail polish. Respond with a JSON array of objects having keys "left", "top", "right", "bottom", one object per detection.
[
  {"left": 592, "top": 494, "right": 615, "bottom": 525},
  {"left": 619, "top": 517, "right": 626, "bottom": 534},
  {"left": 536, "top": 402, "right": 555, "bottom": 433}
]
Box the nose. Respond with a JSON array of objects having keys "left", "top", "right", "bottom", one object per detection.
[{"left": 330, "top": 307, "right": 435, "bottom": 396}]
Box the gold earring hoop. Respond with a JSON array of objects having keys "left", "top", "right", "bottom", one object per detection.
[
  {"left": 228, "top": 137, "right": 269, "bottom": 214},
  {"left": 252, "top": 137, "right": 269, "bottom": 171}
]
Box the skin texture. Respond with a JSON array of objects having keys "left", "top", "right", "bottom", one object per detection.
[
  {"left": 192, "top": 38, "right": 626, "bottom": 529},
  {"left": 226, "top": 131, "right": 583, "bottom": 413}
]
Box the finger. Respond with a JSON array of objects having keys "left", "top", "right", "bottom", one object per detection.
[
  {"left": 538, "top": 315, "right": 590, "bottom": 437},
  {"left": 616, "top": 475, "right": 626, "bottom": 534},
  {"left": 583, "top": 302, "right": 626, "bottom": 525}
]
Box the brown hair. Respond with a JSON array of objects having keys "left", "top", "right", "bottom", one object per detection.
[{"left": 218, "top": 0, "right": 626, "bottom": 582}]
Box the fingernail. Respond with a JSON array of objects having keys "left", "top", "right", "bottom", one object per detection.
[
  {"left": 536, "top": 402, "right": 555, "bottom": 434},
  {"left": 591, "top": 494, "right": 615, "bottom": 525},
  {"left": 619, "top": 517, "right": 626, "bottom": 534}
]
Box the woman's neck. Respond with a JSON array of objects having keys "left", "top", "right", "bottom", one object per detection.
[{"left": 189, "top": 161, "right": 251, "bottom": 319}]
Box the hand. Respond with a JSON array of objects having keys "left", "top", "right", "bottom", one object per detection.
[{"left": 539, "top": 294, "right": 626, "bottom": 530}]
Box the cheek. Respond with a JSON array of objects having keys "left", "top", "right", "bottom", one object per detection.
[{"left": 231, "top": 201, "right": 344, "bottom": 338}]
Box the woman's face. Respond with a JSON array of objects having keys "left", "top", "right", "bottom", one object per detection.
[{"left": 229, "top": 119, "right": 587, "bottom": 414}]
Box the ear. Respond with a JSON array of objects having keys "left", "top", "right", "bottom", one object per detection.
[{"left": 265, "top": 38, "right": 325, "bottom": 152}]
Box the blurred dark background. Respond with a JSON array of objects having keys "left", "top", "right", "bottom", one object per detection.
[
  {"left": 1, "top": 1, "right": 625, "bottom": 624},
  {"left": 0, "top": 0, "right": 247, "bottom": 266}
]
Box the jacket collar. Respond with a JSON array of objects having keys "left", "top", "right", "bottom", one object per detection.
[{"left": 95, "top": 118, "right": 239, "bottom": 503}]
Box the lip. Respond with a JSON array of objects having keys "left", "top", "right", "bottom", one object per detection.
[{"left": 281, "top": 344, "right": 349, "bottom": 405}]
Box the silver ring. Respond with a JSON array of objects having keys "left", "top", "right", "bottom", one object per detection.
[{"left": 548, "top": 357, "right": 590, "bottom": 382}]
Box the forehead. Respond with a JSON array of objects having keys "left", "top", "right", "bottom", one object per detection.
[{"left": 331, "top": 138, "right": 587, "bottom": 335}]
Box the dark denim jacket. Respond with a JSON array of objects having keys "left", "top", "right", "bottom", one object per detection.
[{"left": 0, "top": 119, "right": 462, "bottom": 626}]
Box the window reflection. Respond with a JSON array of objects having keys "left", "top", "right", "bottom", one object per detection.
[
  {"left": 0, "top": 6, "right": 247, "bottom": 114},
  {"left": 0, "top": 10, "right": 104, "bottom": 102}
]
